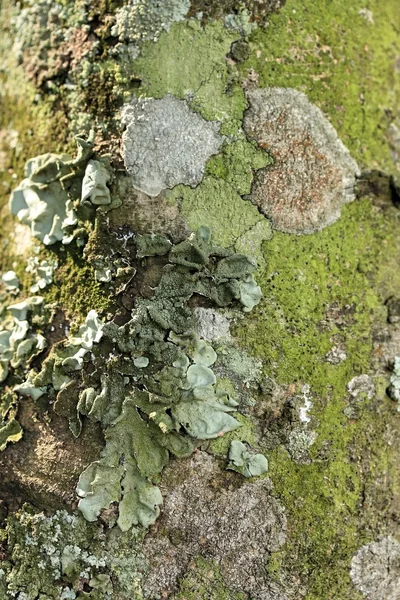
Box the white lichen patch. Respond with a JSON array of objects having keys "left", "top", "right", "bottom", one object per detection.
[
  {"left": 298, "top": 384, "right": 313, "bottom": 424},
  {"left": 122, "top": 95, "right": 223, "bottom": 196},
  {"left": 347, "top": 374, "right": 376, "bottom": 401},
  {"left": 388, "top": 357, "right": 400, "bottom": 409},
  {"left": 194, "top": 307, "right": 231, "bottom": 341},
  {"left": 243, "top": 87, "right": 360, "bottom": 234},
  {"left": 112, "top": 0, "right": 190, "bottom": 48},
  {"left": 350, "top": 536, "right": 400, "bottom": 600}
]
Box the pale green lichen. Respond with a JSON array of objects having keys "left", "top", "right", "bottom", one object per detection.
[
  {"left": 227, "top": 440, "right": 268, "bottom": 477},
  {"left": 62, "top": 309, "right": 105, "bottom": 371},
  {"left": 1, "top": 271, "right": 19, "bottom": 293},
  {"left": 9, "top": 137, "right": 113, "bottom": 246},
  {"left": 26, "top": 255, "right": 58, "bottom": 293},
  {"left": 0, "top": 295, "right": 45, "bottom": 383},
  {"left": 81, "top": 159, "right": 112, "bottom": 206}
]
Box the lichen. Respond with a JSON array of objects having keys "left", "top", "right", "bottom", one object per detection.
[
  {"left": 111, "top": 0, "right": 190, "bottom": 48},
  {"left": 121, "top": 95, "right": 223, "bottom": 197},
  {"left": 25, "top": 254, "right": 58, "bottom": 293},
  {"left": 0, "top": 295, "right": 45, "bottom": 383},
  {"left": 350, "top": 536, "right": 400, "bottom": 600},
  {"left": 17, "top": 227, "right": 261, "bottom": 532},
  {"left": 239, "top": 0, "right": 400, "bottom": 172},
  {"left": 0, "top": 388, "right": 22, "bottom": 452},
  {"left": 243, "top": 87, "right": 360, "bottom": 234},
  {"left": 227, "top": 440, "right": 268, "bottom": 477},
  {"left": 0, "top": 507, "right": 146, "bottom": 599}
]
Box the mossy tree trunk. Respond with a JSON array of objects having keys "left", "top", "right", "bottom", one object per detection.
[{"left": 1, "top": 1, "right": 400, "bottom": 599}]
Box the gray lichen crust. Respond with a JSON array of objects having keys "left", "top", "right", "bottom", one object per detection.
[
  {"left": 350, "top": 536, "right": 400, "bottom": 600},
  {"left": 122, "top": 95, "right": 223, "bottom": 196},
  {"left": 243, "top": 87, "right": 360, "bottom": 234},
  {"left": 142, "top": 451, "right": 287, "bottom": 598}
]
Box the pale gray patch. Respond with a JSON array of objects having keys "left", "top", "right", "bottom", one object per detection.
[
  {"left": 243, "top": 87, "right": 360, "bottom": 234},
  {"left": 350, "top": 536, "right": 400, "bottom": 600},
  {"left": 347, "top": 374, "right": 375, "bottom": 400},
  {"left": 194, "top": 307, "right": 231, "bottom": 341},
  {"left": 122, "top": 95, "right": 223, "bottom": 197},
  {"left": 358, "top": 8, "right": 374, "bottom": 24},
  {"left": 142, "top": 451, "right": 287, "bottom": 598},
  {"left": 325, "top": 345, "right": 347, "bottom": 365}
]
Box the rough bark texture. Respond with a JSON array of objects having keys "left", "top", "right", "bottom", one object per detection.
[{"left": 1, "top": 1, "right": 400, "bottom": 599}]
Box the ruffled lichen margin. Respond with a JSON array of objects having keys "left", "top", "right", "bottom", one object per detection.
[{"left": 1, "top": 0, "right": 400, "bottom": 598}]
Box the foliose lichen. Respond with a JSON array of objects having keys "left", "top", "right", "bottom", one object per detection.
[
  {"left": 9, "top": 137, "right": 113, "bottom": 245},
  {"left": 227, "top": 440, "right": 268, "bottom": 477},
  {"left": 13, "top": 226, "right": 262, "bottom": 531},
  {"left": 26, "top": 254, "right": 58, "bottom": 294},
  {"left": 0, "top": 295, "right": 45, "bottom": 384},
  {"left": 0, "top": 388, "right": 22, "bottom": 452}
]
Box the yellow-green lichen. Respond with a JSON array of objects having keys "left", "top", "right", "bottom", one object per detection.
[{"left": 133, "top": 20, "right": 245, "bottom": 134}]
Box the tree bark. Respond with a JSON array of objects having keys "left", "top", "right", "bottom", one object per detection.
[{"left": 1, "top": 1, "right": 400, "bottom": 599}]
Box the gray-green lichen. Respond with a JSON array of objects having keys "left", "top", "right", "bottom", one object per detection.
[
  {"left": 81, "top": 160, "right": 112, "bottom": 206},
  {"left": 0, "top": 388, "right": 22, "bottom": 452},
  {"left": 26, "top": 254, "right": 58, "bottom": 293},
  {"left": 112, "top": 0, "right": 191, "bottom": 50},
  {"left": 227, "top": 440, "right": 268, "bottom": 477},
  {"left": 121, "top": 95, "right": 223, "bottom": 196},
  {"left": 0, "top": 296, "right": 45, "bottom": 384},
  {"left": 1, "top": 271, "right": 19, "bottom": 293},
  {"left": 14, "top": 226, "right": 262, "bottom": 532},
  {"left": 9, "top": 137, "right": 112, "bottom": 245}
]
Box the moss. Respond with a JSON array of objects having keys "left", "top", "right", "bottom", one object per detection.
[
  {"left": 172, "top": 556, "right": 247, "bottom": 600},
  {"left": 239, "top": 0, "right": 400, "bottom": 171},
  {"left": 233, "top": 196, "right": 400, "bottom": 597},
  {"left": 43, "top": 247, "right": 113, "bottom": 323}
]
